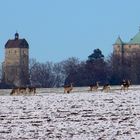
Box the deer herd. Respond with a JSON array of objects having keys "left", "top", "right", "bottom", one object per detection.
[
  {"left": 63, "top": 79, "right": 131, "bottom": 94},
  {"left": 10, "top": 86, "right": 36, "bottom": 95},
  {"left": 10, "top": 79, "right": 131, "bottom": 95}
]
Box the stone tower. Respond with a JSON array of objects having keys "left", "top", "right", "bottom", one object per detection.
[{"left": 3, "top": 33, "right": 29, "bottom": 87}]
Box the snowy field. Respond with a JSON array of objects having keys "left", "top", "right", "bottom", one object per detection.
[{"left": 0, "top": 86, "right": 140, "bottom": 140}]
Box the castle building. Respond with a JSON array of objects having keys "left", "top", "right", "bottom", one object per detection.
[
  {"left": 113, "top": 30, "right": 140, "bottom": 58},
  {"left": 2, "top": 33, "right": 29, "bottom": 87}
]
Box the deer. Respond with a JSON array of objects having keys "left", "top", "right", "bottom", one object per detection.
[
  {"left": 64, "top": 83, "right": 73, "bottom": 93},
  {"left": 27, "top": 86, "right": 36, "bottom": 95},
  {"left": 89, "top": 82, "right": 99, "bottom": 92},
  {"left": 102, "top": 84, "right": 111, "bottom": 92},
  {"left": 10, "top": 87, "right": 27, "bottom": 95},
  {"left": 121, "top": 79, "right": 131, "bottom": 91},
  {"left": 10, "top": 86, "right": 36, "bottom": 95},
  {"left": 10, "top": 87, "right": 19, "bottom": 95}
]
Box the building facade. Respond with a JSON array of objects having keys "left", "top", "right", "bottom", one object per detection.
[
  {"left": 113, "top": 30, "right": 140, "bottom": 58},
  {"left": 2, "top": 33, "right": 29, "bottom": 87}
]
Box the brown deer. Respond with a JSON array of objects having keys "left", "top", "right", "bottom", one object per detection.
[
  {"left": 64, "top": 83, "right": 73, "bottom": 93},
  {"left": 10, "top": 87, "right": 19, "bottom": 95},
  {"left": 89, "top": 82, "right": 99, "bottom": 92},
  {"left": 28, "top": 86, "right": 36, "bottom": 95},
  {"left": 10, "top": 87, "right": 27, "bottom": 95},
  {"left": 10, "top": 86, "right": 36, "bottom": 95},
  {"left": 121, "top": 80, "right": 131, "bottom": 91},
  {"left": 102, "top": 84, "right": 111, "bottom": 92}
]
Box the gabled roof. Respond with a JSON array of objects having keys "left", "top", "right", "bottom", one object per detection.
[
  {"left": 114, "top": 36, "right": 123, "bottom": 45},
  {"left": 5, "top": 39, "right": 29, "bottom": 48},
  {"left": 129, "top": 31, "right": 140, "bottom": 44}
]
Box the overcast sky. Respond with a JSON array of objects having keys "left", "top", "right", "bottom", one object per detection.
[{"left": 0, "top": 0, "right": 140, "bottom": 62}]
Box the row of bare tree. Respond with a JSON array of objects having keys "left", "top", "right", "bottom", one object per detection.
[
  {"left": 29, "top": 49, "right": 140, "bottom": 87},
  {"left": 1, "top": 48, "right": 140, "bottom": 88}
]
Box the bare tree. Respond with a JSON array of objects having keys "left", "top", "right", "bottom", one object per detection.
[
  {"left": 53, "top": 62, "right": 66, "bottom": 87},
  {"left": 29, "top": 59, "right": 55, "bottom": 87},
  {"left": 61, "top": 57, "right": 80, "bottom": 85}
]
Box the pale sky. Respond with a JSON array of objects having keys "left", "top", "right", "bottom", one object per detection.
[{"left": 0, "top": 0, "right": 140, "bottom": 62}]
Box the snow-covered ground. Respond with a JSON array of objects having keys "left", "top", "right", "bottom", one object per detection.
[{"left": 0, "top": 86, "right": 140, "bottom": 140}]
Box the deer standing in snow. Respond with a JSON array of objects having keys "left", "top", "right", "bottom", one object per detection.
[
  {"left": 102, "top": 84, "right": 111, "bottom": 92},
  {"left": 64, "top": 83, "right": 73, "bottom": 93},
  {"left": 89, "top": 82, "right": 99, "bottom": 92},
  {"left": 121, "top": 79, "right": 131, "bottom": 91}
]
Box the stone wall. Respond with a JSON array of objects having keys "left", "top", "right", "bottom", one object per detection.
[
  {"left": 3, "top": 48, "right": 29, "bottom": 87},
  {"left": 113, "top": 44, "right": 140, "bottom": 57}
]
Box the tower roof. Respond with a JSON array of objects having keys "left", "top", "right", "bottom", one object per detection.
[
  {"left": 5, "top": 33, "right": 29, "bottom": 48},
  {"left": 129, "top": 31, "right": 140, "bottom": 44},
  {"left": 15, "top": 32, "right": 19, "bottom": 40},
  {"left": 114, "top": 36, "right": 123, "bottom": 45}
]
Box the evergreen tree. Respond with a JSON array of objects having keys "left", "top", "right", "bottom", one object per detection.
[{"left": 87, "top": 48, "right": 104, "bottom": 62}]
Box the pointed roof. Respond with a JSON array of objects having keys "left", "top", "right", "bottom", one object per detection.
[
  {"left": 114, "top": 36, "right": 123, "bottom": 45},
  {"left": 129, "top": 31, "right": 140, "bottom": 44}
]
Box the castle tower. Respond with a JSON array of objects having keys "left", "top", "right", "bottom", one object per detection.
[
  {"left": 3, "top": 33, "right": 29, "bottom": 87},
  {"left": 113, "top": 30, "right": 140, "bottom": 58},
  {"left": 113, "top": 36, "right": 124, "bottom": 57}
]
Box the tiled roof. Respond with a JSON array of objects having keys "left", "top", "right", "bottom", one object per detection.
[
  {"left": 5, "top": 39, "right": 29, "bottom": 48},
  {"left": 129, "top": 31, "right": 140, "bottom": 44}
]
